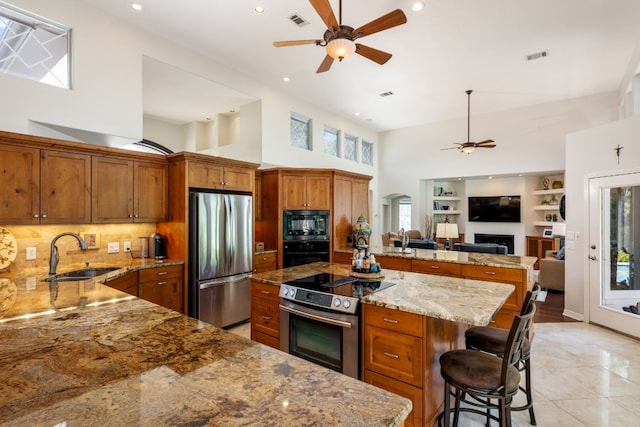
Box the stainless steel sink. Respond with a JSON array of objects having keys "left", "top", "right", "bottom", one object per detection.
[{"left": 44, "top": 267, "right": 120, "bottom": 282}]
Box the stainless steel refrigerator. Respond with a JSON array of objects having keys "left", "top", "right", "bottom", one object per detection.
[{"left": 188, "top": 191, "right": 253, "bottom": 327}]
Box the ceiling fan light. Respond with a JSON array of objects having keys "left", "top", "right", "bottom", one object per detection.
[
  {"left": 326, "top": 38, "right": 356, "bottom": 61},
  {"left": 461, "top": 146, "right": 475, "bottom": 154}
]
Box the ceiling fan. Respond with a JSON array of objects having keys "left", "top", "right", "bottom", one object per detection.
[
  {"left": 273, "top": 0, "right": 407, "bottom": 73},
  {"left": 442, "top": 90, "right": 496, "bottom": 154}
]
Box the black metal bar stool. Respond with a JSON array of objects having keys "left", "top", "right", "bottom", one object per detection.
[
  {"left": 465, "top": 285, "right": 540, "bottom": 425},
  {"left": 439, "top": 302, "right": 536, "bottom": 427}
]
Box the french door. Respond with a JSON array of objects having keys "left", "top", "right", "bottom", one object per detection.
[{"left": 588, "top": 171, "right": 640, "bottom": 338}]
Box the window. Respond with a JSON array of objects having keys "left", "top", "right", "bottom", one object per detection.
[
  {"left": 0, "top": 3, "right": 70, "bottom": 89},
  {"left": 290, "top": 113, "right": 311, "bottom": 150},
  {"left": 323, "top": 126, "right": 339, "bottom": 157},
  {"left": 344, "top": 134, "right": 357, "bottom": 161},
  {"left": 362, "top": 141, "right": 374, "bottom": 166},
  {"left": 398, "top": 197, "right": 412, "bottom": 230}
]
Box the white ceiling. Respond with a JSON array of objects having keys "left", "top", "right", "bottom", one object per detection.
[{"left": 83, "top": 0, "right": 640, "bottom": 132}]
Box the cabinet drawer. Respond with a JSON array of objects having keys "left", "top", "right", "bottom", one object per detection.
[
  {"left": 251, "top": 329, "right": 280, "bottom": 350},
  {"left": 461, "top": 265, "right": 523, "bottom": 282},
  {"left": 251, "top": 281, "right": 281, "bottom": 303},
  {"left": 411, "top": 259, "right": 461, "bottom": 276},
  {"left": 363, "top": 325, "right": 423, "bottom": 387},
  {"left": 375, "top": 255, "right": 412, "bottom": 272},
  {"left": 254, "top": 253, "right": 277, "bottom": 273},
  {"left": 363, "top": 304, "right": 423, "bottom": 337},
  {"left": 139, "top": 264, "right": 183, "bottom": 282},
  {"left": 139, "top": 276, "right": 183, "bottom": 313},
  {"left": 251, "top": 298, "right": 280, "bottom": 338},
  {"left": 333, "top": 251, "right": 353, "bottom": 265},
  {"left": 363, "top": 369, "right": 422, "bottom": 427}
]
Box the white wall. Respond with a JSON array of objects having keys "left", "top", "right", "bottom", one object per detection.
[{"left": 565, "top": 115, "right": 640, "bottom": 320}]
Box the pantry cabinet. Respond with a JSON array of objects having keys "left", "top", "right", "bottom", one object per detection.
[
  {"left": 0, "top": 144, "right": 91, "bottom": 225},
  {"left": 91, "top": 156, "right": 167, "bottom": 223},
  {"left": 333, "top": 172, "right": 370, "bottom": 250}
]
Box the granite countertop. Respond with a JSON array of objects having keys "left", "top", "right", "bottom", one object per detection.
[
  {"left": 252, "top": 262, "right": 514, "bottom": 327},
  {"left": 336, "top": 245, "right": 537, "bottom": 270},
  {"left": 0, "top": 263, "right": 411, "bottom": 426}
]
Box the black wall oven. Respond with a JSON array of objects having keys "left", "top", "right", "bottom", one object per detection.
[{"left": 282, "top": 241, "right": 330, "bottom": 268}]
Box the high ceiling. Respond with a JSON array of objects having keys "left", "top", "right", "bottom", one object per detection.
[{"left": 83, "top": 0, "right": 640, "bottom": 131}]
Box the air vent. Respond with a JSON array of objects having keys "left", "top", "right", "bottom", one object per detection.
[
  {"left": 379, "top": 91, "right": 395, "bottom": 97},
  {"left": 525, "top": 50, "right": 549, "bottom": 61},
  {"left": 288, "top": 13, "right": 309, "bottom": 27}
]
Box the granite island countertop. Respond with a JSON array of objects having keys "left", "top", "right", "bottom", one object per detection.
[
  {"left": 252, "top": 262, "right": 514, "bottom": 327},
  {"left": 0, "top": 265, "right": 411, "bottom": 426}
]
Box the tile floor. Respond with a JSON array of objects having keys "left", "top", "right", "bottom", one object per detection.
[{"left": 227, "top": 321, "right": 640, "bottom": 426}]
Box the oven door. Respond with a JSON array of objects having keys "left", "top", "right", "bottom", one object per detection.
[{"left": 279, "top": 300, "right": 359, "bottom": 379}]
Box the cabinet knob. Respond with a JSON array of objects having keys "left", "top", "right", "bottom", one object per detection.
[
  {"left": 129, "top": 214, "right": 134, "bottom": 218},
  {"left": 41, "top": 214, "right": 47, "bottom": 218},
  {"left": 33, "top": 214, "right": 39, "bottom": 218}
]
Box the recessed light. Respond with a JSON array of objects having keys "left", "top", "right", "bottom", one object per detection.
[
  {"left": 283, "top": 76, "right": 290, "bottom": 82},
  {"left": 412, "top": 2, "right": 425, "bottom": 11},
  {"left": 130, "top": 2, "right": 143, "bottom": 11},
  {"left": 254, "top": 6, "right": 265, "bottom": 14},
  {"left": 354, "top": 112, "right": 361, "bottom": 116}
]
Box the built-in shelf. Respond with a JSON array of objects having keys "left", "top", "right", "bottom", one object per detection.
[
  {"left": 433, "top": 196, "right": 461, "bottom": 201},
  {"left": 533, "top": 205, "right": 560, "bottom": 210},
  {"left": 533, "top": 188, "right": 564, "bottom": 196},
  {"left": 534, "top": 221, "right": 563, "bottom": 227},
  {"left": 433, "top": 210, "right": 461, "bottom": 215}
]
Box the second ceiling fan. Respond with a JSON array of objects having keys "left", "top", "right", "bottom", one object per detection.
[
  {"left": 273, "top": 0, "right": 407, "bottom": 73},
  {"left": 442, "top": 90, "right": 496, "bottom": 154}
]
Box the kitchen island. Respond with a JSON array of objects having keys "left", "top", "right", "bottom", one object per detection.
[{"left": 0, "top": 264, "right": 411, "bottom": 426}]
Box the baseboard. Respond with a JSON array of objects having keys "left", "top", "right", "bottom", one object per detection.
[{"left": 562, "top": 309, "right": 584, "bottom": 321}]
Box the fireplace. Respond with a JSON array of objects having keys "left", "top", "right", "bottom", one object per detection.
[{"left": 475, "top": 233, "right": 515, "bottom": 254}]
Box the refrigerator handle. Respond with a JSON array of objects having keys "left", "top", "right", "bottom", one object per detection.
[{"left": 225, "top": 194, "right": 233, "bottom": 273}]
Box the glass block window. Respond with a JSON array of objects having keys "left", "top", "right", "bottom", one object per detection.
[
  {"left": 344, "top": 134, "right": 357, "bottom": 161},
  {"left": 323, "top": 126, "right": 339, "bottom": 157},
  {"left": 0, "top": 4, "right": 71, "bottom": 89},
  {"left": 362, "top": 141, "right": 374, "bottom": 166},
  {"left": 290, "top": 113, "right": 311, "bottom": 150}
]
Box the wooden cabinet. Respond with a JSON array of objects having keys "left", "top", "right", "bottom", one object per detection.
[
  {"left": 188, "top": 161, "right": 253, "bottom": 192},
  {"left": 526, "top": 235, "right": 557, "bottom": 270},
  {"left": 333, "top": 173, "right": 370, "bottom": 250},
  {"left": 411, "top": 259, "right": 461, "bottom": 277},
  {"left": 92, "top": 156, "right": 167, "bottom": 223},
  {"left": 139, "top": 265, "right": 184, "bottom": 313},
  {"left": 0, "top": 145, "right": 91, "bottom": 225},
  {"left": 375, "top": 255, "right": 412, "bottom": 272},
  {"left": 282, "top": 173, "right": 331, "bottom": 210},
  {"left": 104, "top": 271, "right": 138, "bottom": 296},
  {"left": 250, "top": 280, "right": 281, "bottom": 349},
  {"left": 254, "top": 252, "right": 277, "bottom": 273}
]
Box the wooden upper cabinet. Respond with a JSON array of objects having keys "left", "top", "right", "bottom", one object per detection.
[
  {"left": 188, "top": 161, "right": 253, "bottom": 192},
  {"left": 0, "top": 144, "right": 40, "bottom": 224},
  {"left": 282, "top": 174, "right": 331, "bottom": 210},
  {"left": 332, "top": 174, "right": 370, "bottom": 249},
  {"left": 92, "top": 156, "right": 167, "bottom": 223},
  {"left": 40, "top": 150, "right": 91, "bottom": 224},
  {"left": 0, "top": 145, "right": 90, "bottom": 225}
]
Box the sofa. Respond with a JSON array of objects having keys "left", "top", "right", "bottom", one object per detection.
[
  {"left": 453, "top": 243, "right": 508, "bottom": 255},
  {"left": 538, "top": 249, "right": 565, "bottom": 291},
  {"left": 393, "top": 239, "right": 438, "bottom": 250}
]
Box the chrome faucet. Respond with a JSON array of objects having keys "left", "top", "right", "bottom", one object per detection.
[
  {"left": 399, "top": 228, "right": 409, "bottom": 251},
  {"left": 49, "top": 232, "right": 88, "bottom": 275}
]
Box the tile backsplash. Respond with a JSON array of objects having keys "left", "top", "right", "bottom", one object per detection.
[{"left": 2, "top": 223, "right": 157, "bottom": 272}]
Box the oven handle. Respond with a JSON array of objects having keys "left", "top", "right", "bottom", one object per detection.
[{"left": 279, "top": 304, "right": 353, "bottom": 329}]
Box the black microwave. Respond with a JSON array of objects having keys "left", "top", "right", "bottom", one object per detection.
[{"left": 283, "top": 210, "right": 330, "bottom": 240}]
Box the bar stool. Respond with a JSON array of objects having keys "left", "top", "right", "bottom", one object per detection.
[
  {"left": 465, "top": 285, "right": 540, "bottom": 425},
  {"left": 439, "top": 302, "right": 536, "bottom": 427}
]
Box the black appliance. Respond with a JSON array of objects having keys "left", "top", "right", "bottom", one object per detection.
[
  {"left": 279, "top": 273, "right": 394, "bottom": 379},
  {"left": 468, "top": 195, "right": 521, "bottom": 222},
  {"left": 282, "top": 241, "right": 330, "bottom": 268},
  {"left": 150, "top": 232, "right": 166, "bottom": 259},
  {"left": 283, "top": 210, "right": 330, "bottom": 240}
]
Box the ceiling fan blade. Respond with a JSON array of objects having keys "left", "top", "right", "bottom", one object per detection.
[
  {"left": 353, "top": 9, "right": 407, "bottom": 39},
  {"left": 355, "top": 44, "right": 392, "bottom": 65},
  {"left": 477, "top": 144, "right": 496, "bottom": 148},
  {"left": 309, "top": 0, "right": 339, "bottom": 30},
  {"left": 273, "top": 39, "right": 321, "bottom": 47},
  {"left": 475, "top": 139, "right": 495, "bottom": 145},
  {"left": 440, "top": 146, "right": 460, "bottom": 151},
  {"left": 316, "top": 55, "right": 334, "bottom": 73}
]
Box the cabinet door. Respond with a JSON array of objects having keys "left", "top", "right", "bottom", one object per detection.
[
  {"left": 40, "top": 150, "right": 91, "bottom": 224},
  {"left": 134, "top": 161, "right": 167, "bottom": 222},
  {"left": 139, "top": 276, "right": 183, "bottom": 313},
  {"left": 333, "top": 177, "right": 352, "bottom": 249},
  {"left": 223, "top": 166, "right": 253, "bottom": 192},
  {"left": 0, "top": 145, "right": 39, "bottom": 224},
  {"left": 305, "top": 175, "right": 331, "bottom": 209},
  {"left": 104, "top": 271, "right": 139, "bottom": 296},
  {"left": 363, "top": 369, "right": 422, "bottom": 427},
  {"left": 188, "top": 161, "right": 224, "bottom": 189},
  {"left": 351, "top": 179, "right": 369, "bottom": 221},
  {"left": 282, "top": 175, "right": 307, "bottom": 209},
  {"left": 92, "top": 156, "right": 134, "bottom": 223},
  {"left": 363, "top": 325, "right": 423, "bottom": 387}
]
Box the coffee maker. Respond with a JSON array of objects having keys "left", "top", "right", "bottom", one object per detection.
[{"left": 150, "top": 232, "right": 167, "bottom": 259}]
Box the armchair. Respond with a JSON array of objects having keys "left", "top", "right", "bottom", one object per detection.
[{"left": 538, "top": 249, "right": 565, "bottom": 291}]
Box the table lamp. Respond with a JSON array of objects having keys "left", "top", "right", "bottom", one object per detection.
[{"left": 436, "top": 222, "right": 459, "bottom": 251}]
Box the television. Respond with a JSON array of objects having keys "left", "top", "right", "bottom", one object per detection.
[{"left": 468, "top": 195, "right": 521, "bottom": 223}]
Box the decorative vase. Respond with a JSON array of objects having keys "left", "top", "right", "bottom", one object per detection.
[{"left": 352, "top": 214, "right": 372, "bottom": 249}]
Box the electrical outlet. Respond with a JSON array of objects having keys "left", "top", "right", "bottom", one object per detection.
[
  {"left": 107, "top": 242, "right": 120, "bottom": 254},
  {"left": 26, "top": 247, "right": 36, "bottom": 260},
  {"left": 123, "top": 241, "right": 131, "bottom": 252},
  {"left": 26, "top": 276, "right": 36, "bottom": 290}
]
